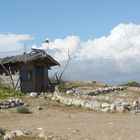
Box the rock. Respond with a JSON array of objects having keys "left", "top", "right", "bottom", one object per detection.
[
  {"left": 110, "top": 104, "right": 116, "bottom": 112},
  {"left": 24, "top": 103, "right": 29, "bottom": 107},
  {"left": 65, "top": 114, "right": 71, "bottom": 118},
  {"left": 84, "top": 101, "right": 92, "bottom": 108},
  {"left": 87, "top": 86, "right": 126, "bottom": 96},
  {"left": 101, "top": 107, "right": 110, "bottom": 112},
  {"left": 37, "top": 106, "right": 43, "bottom": 110},
  {"left": 80, "top": 100, "right": 85, "bottom": 107},
  {"left": 132, "top": 101, "right": 140, "bottom": 110},
  {"left": 30, "top": 92, "right": 38, "bottom": 97},
  {"left": 73, "top": 99, "right": 82, "bottom": 107},
  {"left": 13, "top": 130, "right": 28, "bottom": 137},
  {"left": 15, "top": 98, "right": 23, "bottom": 105},
  {"left": 90, "top": 101, "right": 101, "bottom": 111},
  {"left": 63, "top": 98, "right": 70, "bottom": 106},
  {"left": 116, "top": 106, "right": 125, "bottom": 113},
  {"left": 0, "top": 98, "right": 24, "bottom": 109},
  {"left": 121, "top": 102, "right": 129, "bottom": 107},
  {"left": 38, "top": 131, "right": 45, "bottom": 138},
  {"left": 114, "top": 99, "right": 125, "bottom": 106},
  {"left": 36, "top": 128, "right": 43, "bottom": 131},
  {"left": 51, "top": 96, "right": 57, "bottom": 101},
  {"left": 101, "top": 103, "right": 110, "bottom": 108},
  {"left": 68, "top": 99, "right": 74, "bottom": 106},
  {"left": 0, "top": 128, "right": 5, "bottom": 139},
  {"left": 72, "top": 129, "right": 79, "bottom": 134},
  {"left": 66, "top": 89, "right": 74, "bottom": 94},
  {"left": 55, "top": 95, "right": 62, "bottom": 102},
  {"left": 4, "top": 131, "right": 15, "bottom": 140},
  {"left": 47, "top": 135, "right": 54, "bottom": 139},
  {"left": 54, "top": 86, "right": 59, "bottom": 95},
  {"left": 0, "top": 133, "right": 3, "bottom": 139},
  {"left": 66, "top": 88, "right": 77, "bottom": 94},
  {"left": 104, "top": 96, "right": 110, "bottom": 101},
  {"left": 10, "top": 102, "right": 16, "bottom": 107},
  {"left": 59, "top": 96, "right": 65, "bottom": 103},
  {"left": 131, "top": 110, "right": 140, "bottom": 114}
]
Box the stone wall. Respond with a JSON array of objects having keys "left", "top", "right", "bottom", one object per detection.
[
  {"left": 0, "top": 72, "right": 20, "bottom": 90},
  {"left": 47, "top": 86, "right": 140, "bottom": 113}
]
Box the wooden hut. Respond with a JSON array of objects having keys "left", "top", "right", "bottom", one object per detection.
[{"left": 0, "top": 51, "right": 59, "bottom": 93}]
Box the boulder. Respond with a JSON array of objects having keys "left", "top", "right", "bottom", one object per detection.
[
  {"left": 54, "top": 86, "right": 59, "bottom": 95},
  {"left": 132, "top": 101, "right": 140, "bottom": 110},
  {"left": 13, "top": 130, "right": 28, "bottom": 137},
  {"left": 101, "top": 107, "right": 110, "bottom": 112},
  {"left": 66, "top": 89, "right": 74, "bottom": 94},
  {"left": 116, "top": 106, "right": 125, "bottom": 113},
  {"left": 63, "top": 98, "right": 70, "bottom": 106},
  {"left": 121, "top": 102, "right": 129, "bottom": 107},
  {"left": 30, "top": 92, "right": 38, "bottom": 98},
  {"left": 104, "top": 96, "right": 110, "bottom": 101},
  {"left": 90, "top": 101, "right": 101, "bottom": 111},
  {"left": 84, "top": 102, "right": 92, "bottom": 108},
  {"left": 73, "top": 99, "right": 83, "bottom": 107},
  {"left": 110, "top": 104, "right": 116, "bottom": 112},
  {"left": 51, "top": 96, "right": 57, "bottom": 101},
  {"left": 37, "top": 106, "right": 43, "bottom": 110},
  {"left": 114, "top": 99, "right": 125, "bottom": 106},
  {"left": 101, "top": 103, "right": 110, "bottom": 108},
  {"left": 4, "top": 131, "right": 15, "bottom": 140}
]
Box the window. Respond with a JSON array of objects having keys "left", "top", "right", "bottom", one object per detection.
[{"left": 21, "top": 71, "right": 32, "bottom": 81}]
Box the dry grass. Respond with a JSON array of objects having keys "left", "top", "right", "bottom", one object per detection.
[{"left": 14, "top": 136, "right": 44, "bottom": 140}]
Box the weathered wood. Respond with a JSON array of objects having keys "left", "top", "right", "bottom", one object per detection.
[{"left": 0, "top": 52, "right": 59, "bottom": 93}]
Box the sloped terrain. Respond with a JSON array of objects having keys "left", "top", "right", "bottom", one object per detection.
[{"left": 0, "top": 81, "right": 140, "bottom": 140}]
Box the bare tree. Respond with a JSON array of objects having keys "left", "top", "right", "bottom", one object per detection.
[
  {"left": 0, "top": 63, "right": 19, "bottom": 90},
  {"left": 54, "top": 50, "right": 73, "bottom": 84}
]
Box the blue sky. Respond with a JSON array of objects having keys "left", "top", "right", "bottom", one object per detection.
[
  {"left": 0, "top": 0, "right": 140, "bottom": 43},
  {"left": 0, "top": 0, "right": 140, "bottom": 84}
]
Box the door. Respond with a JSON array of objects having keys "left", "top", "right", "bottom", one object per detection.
[{"left": 35, "top": 66, "right": 44, "bottom": 92}]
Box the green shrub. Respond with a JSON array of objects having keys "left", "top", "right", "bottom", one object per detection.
[
  {"left": 0, "top": 86, "right": 23, "bottom": 99},
  {"left": 125, "top": 81, "right": 140, "bottom": 87},
  {"left": 57, "top": 82, "right": 66, "bottom": 92},
  {"left": 17, "top": 106, "right": 31, "bottom": 114}
]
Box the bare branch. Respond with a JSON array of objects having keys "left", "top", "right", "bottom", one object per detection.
[
  {"left": 0, "top": 63, "right": 16, "bottom": 89},
  {"left": 53, "top": 49, "right": 73, "bottom": 84}
]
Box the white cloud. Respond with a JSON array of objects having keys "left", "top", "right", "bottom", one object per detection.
[
  {"left": 47, "top": 23, "right": 140, "bottom": 84},
  {"left": 0, "top": 34, "right": 33, "bottom": 52},
  {"left": 3, "top": 23, "right": 140, "bottom": 84},
  {"left": 47, "top": 23, "right": 140, "bottom": 64}
]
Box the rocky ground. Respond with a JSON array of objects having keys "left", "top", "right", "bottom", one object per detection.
[{"left": 0, "top": 82, "right": 140, "bottom": 140}]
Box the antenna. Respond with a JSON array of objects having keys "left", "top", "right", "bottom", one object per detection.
[
  {"left": 24, "top": 44, "right": 27, "bottom": 63},
  {"left": 43, "top": 38, "right": 50, "bottom": 51}
]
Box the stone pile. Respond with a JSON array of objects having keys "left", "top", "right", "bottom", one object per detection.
[
  {"left": 65, "top": 86, "right": 127, "bottom": 96},
  {"left": 0, "top": 129, "right": 28, "bottom": 140},
  {"left": 0, "top": 98, "right": 24, "bottom": 109},
  {"left": 48, "top": 94, "right": 140, "bottom": 113},
  {"left": 87, "top": 86, "right": 127, "bottom": 96}
]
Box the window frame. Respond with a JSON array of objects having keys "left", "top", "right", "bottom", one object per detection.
[{"left": 20, "top": 71, "right": 32, "bottom": 81}]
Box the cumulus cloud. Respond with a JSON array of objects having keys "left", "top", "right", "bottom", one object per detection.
[
  {"left": 47, "top": 23, "right": 140, "bottom": 63},
  {"left": 0, "top": 34, "right": 33, "bottom": 52},
  {"left": 2, "top": 23, "right": 140, "bottom": 84},
  {"left": 46, "top": 23, "right": 140, "bottom": 84}
]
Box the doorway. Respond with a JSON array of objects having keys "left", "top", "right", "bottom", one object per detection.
[{"left": 35, "top": 66, "right": 44, "bottom": 92}]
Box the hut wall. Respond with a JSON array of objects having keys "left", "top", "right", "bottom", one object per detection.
[{"left": 44, "top": 66, "right": 49, "bottom": 90}]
